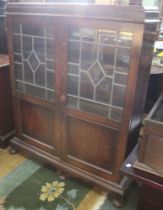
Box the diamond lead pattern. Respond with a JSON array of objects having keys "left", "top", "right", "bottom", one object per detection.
[
  {"left": 28, "top": 51, "right": 40, "bottom": 71},
  {"left": 66, "top": 27, "right": 132, "bottom": 121},
  {"left": 89, "top": 62, "right": 104, "bottom": 85},
  {"left": 13, "top": 23, "right": 55, "bottom": 102}
]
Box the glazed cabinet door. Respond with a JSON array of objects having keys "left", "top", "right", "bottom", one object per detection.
[
  {"left": 8, "top": 17, "right": 58, "bottom": 155},
  {"left": 63, "top": 20, "right": 135, "bottom": 180}
]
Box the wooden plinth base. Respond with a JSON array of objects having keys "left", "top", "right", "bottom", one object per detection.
[{"left": 10, "top": 137, "right": 131, "bottom": 198}]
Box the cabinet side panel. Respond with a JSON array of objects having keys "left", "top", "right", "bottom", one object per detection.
[
  {"left": 0, "top": 66, "right": 14, "bottom": 135},
  {"left": 126, "top": 25, "right": 157, "bottom": 155}
]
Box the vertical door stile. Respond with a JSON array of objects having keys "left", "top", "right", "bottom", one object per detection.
[
  {"left": 7, "top": 17, "right": 22, "bottom": 137},
  {"left": 114, "top": 24, "right": 144, "bottom": 178},
  {"left": 54, "top": 17, "right": 68, "bottom": 159}
]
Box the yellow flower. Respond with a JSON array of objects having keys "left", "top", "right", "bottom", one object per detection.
[
  {"left": 0, "top": 196, "right": 6, "bottom": 210},
  {"left": 40, "top": 181, "right": 65, "bottom": 202}
]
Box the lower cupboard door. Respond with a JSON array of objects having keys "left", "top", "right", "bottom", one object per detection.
[{"left": 65, "top": 116, "right": 120, "bottom": 179}]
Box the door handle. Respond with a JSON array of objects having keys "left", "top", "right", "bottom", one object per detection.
[{"left": 60, "top": 94, "right": 66, "bottom": 103}]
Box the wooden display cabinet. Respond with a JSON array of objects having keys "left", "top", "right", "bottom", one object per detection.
[
  {"left": 0, "top": 54, "right": 14, "bottom": 148},
  {"left": 6, "top": 3, "right": 159, "bottom": 196}
]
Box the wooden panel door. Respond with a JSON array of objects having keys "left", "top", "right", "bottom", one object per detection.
[
  {"left": 8, "top": 17, "right": 58, "bottom": 155},
  {"left": 61, "top": 19, "right": 135, "bottom": 180}
]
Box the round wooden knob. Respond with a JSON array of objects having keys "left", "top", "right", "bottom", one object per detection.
[{"left": 60, "top": 95, "right": 66, "bottom": 103}]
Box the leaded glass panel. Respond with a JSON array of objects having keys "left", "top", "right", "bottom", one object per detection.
[
  {"left": 68, "top": 41, "right": 80, "bottom": 64},
  {"left": 13, "top": 35, "right": 21, "bottom": 53},
  {"left": 99, "top": 46, "right": 115, "bottom": 76},
  {"left": 67, "top": 27, "right": 133, "bottom": 122},
  {"left": 80, "top": 72, "right": 94, "bottom": 100},
  {"left": 16, "top": 81, "right": 24, "bottom": 92},
  {"left": 14, "top": 53, "right": 22, "bottom": 63},
  {"left": 15, "top": 63, "right": 23, "bottom": 81},
  {"left": 68, "top": 75, "right": 78, "bottom": 96},
  {"left": 80, "top": 99, "right": 109, "bottom": 117},
  {"left": 81, "top": 43, "right": 97, "bottom": 70},
  {"left": 112, "top": 85, "right": 126, "bottom": 108},
  {"left": 99, "top": 30, "right": 118, "bottom": 45},
  {"left": 13, "top": 24, "right": 55, "bottom": 102},
  {"left": 95, "top": 78, "right": 112, "bottom": 104},
  {"left": 119, "top": 32, "right": 133, "bottom": 47}
]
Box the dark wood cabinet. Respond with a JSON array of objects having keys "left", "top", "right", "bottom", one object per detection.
[
  {"left": 0, "top": 0, "right": 8, "bottom": 54},
  {"left": 138, "top": 95, "right": 163, "bottom": 176},
  {"left": 6, "top": 3, "right": 159, "bottom": 194},
  {"left": 120, "top": 144, "right": 163, "bottom": 210},
  {"left": 0, "top": 54, "right": 14, "bottom": 148}
]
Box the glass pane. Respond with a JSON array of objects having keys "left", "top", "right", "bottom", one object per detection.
[
  {"left": 68, "top": 63, "right": 79, "bottom": 75},
  {"left": 24, "top": 61, "right": 34, "bottom": 84},
  {"left": 46, "top": 26, "right": 54, "bottom": 38},
  {"left": 47, "top": 90, "right": 55, "bottom": 103},
  {"left": 95, "top": 78, "right": 112, "bottom": 104},
  {"left": 82, "top": 28, "right": 97, "bottom": 42},
  {"left": 46, "top": 60, "right": 54, "bottom": 70},
  {"left": 116, "top": 48, "right": 131, "bottom": 73},
  {"left": 46, "top": 70, "right": 54, "bottom": 90},
  {"left": 46, "top": 39, "right": 55, "bottom": 60},
  {"left": 13, "top": 24, "right": 55, "bottom": 102},
  {"left": 80, "top": 99, "right": 108, "bottom": 117},
  {"left": 81, "top": 43, "right": 97, "bottom": 70},
  {"left": 114, "top": 73, "right": 128, "bottom": 85},
  {"left": 67, "top": 96, "right": 78, "bottom": 109},
  {"left": 22, "top": 36, "right": 32, "bottom": 59},
  {"left": 80, "top": 72, "right": 94, "bottom": 100},
  {"left": 25, "top": 84, "right": 45, "bottom": 99},
  {"left": 110, "top": 107, "right": 123, "bottom": 122},
  {"left": 68, "top": 41, "right": 80, "bottom": 64},
  {"left": 99, "top": 46, "right": 115, "bottom": 76},
  {"left": 112, "top": 85, "right": 126, "bottom": 108},
  {"left": 13, "top": 24, "right": 20, "bottom": 33},
  {"left": 13, "top": 35, "right": 21, "bottom": 53},
  {"left": 16, "top": 81, "right": 24, "bottom": 92},
  {"left": 34, "top": 37, "right": 45, "bottom": 63},
  {"left": 15, "top": 63, "right": 23, "bottom": 80},
  {"left": 22, "top": 24, "right": 44, "bottom": 36},
  {"left": 67, "top": 75, "right": 78, "bottom": 96},
  {"left": 119, "top": 32, "right": 132, "bottom": 47},
  {"left": 14, "top": 53, "right": 22, "bottom": 63},
  {"left": 69, "top": 27, "right": 81, "bottom": 40},
  {"left": 99, "top": 30, "right": 118, "bottom": 45},
  {"left": 35, "top": 64, "right": 45, "bottom": 87}
]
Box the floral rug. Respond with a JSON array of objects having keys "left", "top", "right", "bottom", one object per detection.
[{"left": 0, "top": 148, "right": 138, "bottom": 210}]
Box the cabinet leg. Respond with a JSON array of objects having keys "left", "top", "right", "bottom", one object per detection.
[
  {"left": 9, "top": 145, "right": 19, "bottom": 154},
  {"left": 112, "top": 194, "right": 125, "bottom": 208},
  {"left": 57, "top": 169, "right": 71, "bottom": 180}
]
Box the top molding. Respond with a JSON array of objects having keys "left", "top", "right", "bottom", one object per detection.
[{"left": 6, "top": 3, "right": 160, "bottom": 24}]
